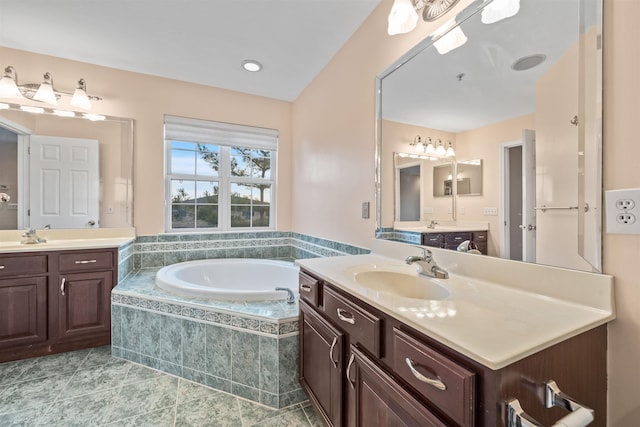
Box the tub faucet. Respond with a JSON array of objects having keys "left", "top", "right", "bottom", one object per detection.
[
  {"left": 275, "top": 287, "right": 296, "bottom": 304},
  {"left": 427, "top": 220, "right": 438, "bottom": 229},
  {"left": 21, "top": 228, "right": 47, "bottom": 244},
  {"left": 405, "top": 248, "right": 449, "bottom": 279}
]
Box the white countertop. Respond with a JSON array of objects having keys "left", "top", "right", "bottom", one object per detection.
[
  {"left": 393, "top": 221, "right": 489, "bottom": 233},
  {"left": 0, "top": 228, "right": 135, "bottom": 253},
  {"left": 296, "top": 239, "right": 614, "bottom": 370}
]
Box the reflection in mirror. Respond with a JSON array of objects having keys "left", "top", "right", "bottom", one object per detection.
[
  {"left": 0, "top": 107, "right": 133, "bottom": 230},
  {"left": 433, "top": 164, "right": 453, "bottom": 197},
  {"left": 376, "top": 0, "right": 602, "bottom": 272},
  {"left": 455, "top": 159, "right": 482, "bottom": 196},
  {"left": 394, "top": 153, "right": 454, "bottom": 226}
]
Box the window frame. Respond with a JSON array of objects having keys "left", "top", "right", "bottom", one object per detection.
[{"left": 164, "top": 116, "right": 277, "bottom": 233}]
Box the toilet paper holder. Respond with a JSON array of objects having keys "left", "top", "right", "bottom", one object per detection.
[{"left": 506, "top": 380, "right": 594, "bottom": 427}]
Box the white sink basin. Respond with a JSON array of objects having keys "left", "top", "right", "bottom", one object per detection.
[{"left": 346, "top": 265, "right": 451, "bottom": 300}]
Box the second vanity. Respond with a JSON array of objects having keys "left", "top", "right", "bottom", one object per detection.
[
  {"left": 296, "top": 239, "right": 614, "bottom": 427},
  {"left": 0, "top": 228, "right": 134, "bottom": 362}
]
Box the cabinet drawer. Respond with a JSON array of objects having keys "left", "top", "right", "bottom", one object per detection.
[
  {"left": 0, "top": 255, "right": 48, "bottom": 278},
  {"left": 299, "top": 272, "right": 321, "bottom": 307},
  {"left": 422, "top": 233, "right": 444, "bottom": 247},
  {"left": 324, "top": 286, "right": 382, "bottom": 358},
  {"left": 471, "top": 231, "right": 487, "bottom": 242},
  {"left": 444, "top": 232, "right": 472, "bottom": 245},
  {"left": 393, "top": 328, "right": 475, "bottom": 427},
  {"left": 59, "top": 251, "right": 114, "bottom": 273}
]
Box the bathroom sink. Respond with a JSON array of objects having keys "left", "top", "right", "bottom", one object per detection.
[{"left": 346, "top": 266, "right": 451, "bottom": 300}]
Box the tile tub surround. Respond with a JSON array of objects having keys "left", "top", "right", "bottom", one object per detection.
[
  {"left": 117, "top": 231, "right": 370, "bottom": 276},
  {"left": 112, "top": 268, "right": 304, "bottom": 409},
  {"left": 0, "top": 346, "right": 322, "bottom": 426}
]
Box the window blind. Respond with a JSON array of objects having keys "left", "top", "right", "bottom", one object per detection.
[{"left": 164, "top": 115, "right": 278, "bottom": 151}]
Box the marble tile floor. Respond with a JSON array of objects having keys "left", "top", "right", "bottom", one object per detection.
[{"left": 0, "top": 346, "right": 322, "bottom": 427}]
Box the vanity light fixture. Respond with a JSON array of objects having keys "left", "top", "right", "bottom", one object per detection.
[
  {"left": 481, "top": 0, "right": 520, "bottom": 24},
  {"left": 242, "top": 60, "right": 262, "bottom": 72},
  {"left": 435, "top": 139, "right": 447, "bottom": 156},
  {"left": 445, "top": 141, "right": 456, "bottom": 157},
  {"left": 387, "top": 0, "right": 460, "bottom": 35},
  {"left": 70, "top": 79, "right": 92, "bottom": 110},
  {"left": 411, "top": 135, "right": 425, "bottom": 153},
  {"left": 432, "top": 20, "right": 468, "bottom": 54},
  {"left": 32, "top": 72, "right": 58, "bottom": 105},
  {"left": 0, "top": 65, "right": 102, "bottom": 109}
]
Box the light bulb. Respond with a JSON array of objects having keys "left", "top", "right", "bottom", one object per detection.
[{"left": 387, "top": 0, "right": 419, "bottom": 35}]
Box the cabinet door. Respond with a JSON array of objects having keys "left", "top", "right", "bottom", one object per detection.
[
  {"left": 300, "top": 301, "right": 344, "bottom": 427},
  {"left": 352, "top": 346, "right": 447, "bottom": 427},
  {"left": 58, "top": 270, "right": 113, "bottom": 341},
  {"left": 0, "top": 276, "right": 48, "bottom": 350}
]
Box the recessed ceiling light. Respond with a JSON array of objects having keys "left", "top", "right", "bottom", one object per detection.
[
  {"left": 242, "top": 60, "right": 262, "bottom": 72},
  {"left": 511, "top": 54, "right": 547, "bottom": 71}
]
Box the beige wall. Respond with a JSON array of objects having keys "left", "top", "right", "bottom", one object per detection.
[
  {"left": 0, "top": 46, "right": 293, "bottom": 235},
  {"left": 603, "top": 1, "right": 640, "bottom": 424}
]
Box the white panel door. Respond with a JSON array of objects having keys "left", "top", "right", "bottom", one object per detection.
[{"left": 29, "top": 135, "right": 99, "bottom": 229}]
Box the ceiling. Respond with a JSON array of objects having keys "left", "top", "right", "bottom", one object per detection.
[
  {"left": 0, "top": 0, "right": 381, "bottom": 102},
  {"left": 382, "top": 0, "right": 592, "bottom": 133}
]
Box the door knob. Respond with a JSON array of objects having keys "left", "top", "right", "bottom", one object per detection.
[{"left": 88, "top": 220, "right": 96, "bottom": 226}]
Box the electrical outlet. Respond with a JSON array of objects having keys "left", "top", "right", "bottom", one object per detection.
[
  {"left": 460, "top": 206, "right": 466, "bottom": 215},
  {"left": 605, "top": 188, "right": 640, "bottom": 234},
  {"left": 483, "top": 207, "right": 498, "bottom": 216}
]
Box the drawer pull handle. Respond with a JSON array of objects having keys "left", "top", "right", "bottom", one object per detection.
[
  {"left": 337, "top": 308, "right": 356, "bottom": 324},
  {"left": 329, "top": 337, "right": 339, "bottom": 368},
  {"left": 75, "top": 259, "right": 97, "bottom": 264},
  {"left": 300, "top": 284, "right": 313, "bottom": 293},
  {"left": 405, "top": 358, "right": 447, "bottom": 391},
  {"left": 60, "top": 277, "right": 66, "bottom": 296},
  {"left": 0, "top": 265, "right": 5, "bottom": 269},
  {"left": 346, "top": 353, "right": 356, "bottom": 389}
]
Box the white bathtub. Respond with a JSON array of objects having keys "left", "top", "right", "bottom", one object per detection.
[{"left": 155, "top": 258, "right": 300, "bottom": 301}]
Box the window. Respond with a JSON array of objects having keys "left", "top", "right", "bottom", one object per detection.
[{"left": 164, "top": 116, "right": 277, "bottom": 232}]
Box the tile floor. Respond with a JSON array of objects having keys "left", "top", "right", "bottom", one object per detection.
[{"left": 0, "top": 346, "right": 322, "bottom": 427}]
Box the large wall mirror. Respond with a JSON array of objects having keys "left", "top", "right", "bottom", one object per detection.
[
  {"left": 376, "top": 0, "right": 602, "bottom": 272},
  {"left": 0, "top": 107, "right": 133, "bottom": 230}
]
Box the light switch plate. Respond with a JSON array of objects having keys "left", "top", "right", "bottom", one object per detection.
[
  {"left": 361, "top": 202, "right": 370, "bottom": 219},
  {"left": 483, "top": 207, "right": 498, "bottom": 216}
]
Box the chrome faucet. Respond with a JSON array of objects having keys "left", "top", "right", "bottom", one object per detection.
[
  {"left": 275, "top": 287, "right": 296, "bottom": 304},
  {"left": 427, "top": 220, "right": 438, "bottom": 229},
  {"left": 405, "top": 248, "right": 449, "bottom": 279},
  {"left": 21, "top": 228, "right": 47, "bottom": 244}
]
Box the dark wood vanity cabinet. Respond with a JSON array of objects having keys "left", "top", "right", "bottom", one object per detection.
[
  {"left": 0, "top": 248, "right": 117, "bottom": 362},
  {"left": 421, "top": 231, "right": 488, "bottom": 255},
  {"left": 298, "top": 269, "right": 607, "bottom": 427}
]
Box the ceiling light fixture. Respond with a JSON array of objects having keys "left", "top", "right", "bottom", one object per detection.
[
  {"left": 481, "top": 0, "right": 520, "bottom": 24},
  {"left": 387, "top": 0, "right": 460, "bottom": 35},
  {"left": 242, "top": 60, "right": 262, "bottom": 72},
  {"left": 0, "top": 65, "right": 102, "bottom": 109},
  {"left": 432, "top": 18, "right": 468, "bottom": 54}
]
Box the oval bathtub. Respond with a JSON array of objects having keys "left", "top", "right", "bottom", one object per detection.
[{"left": 155, "top": 258, "right": 300, "bottom": 301}]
